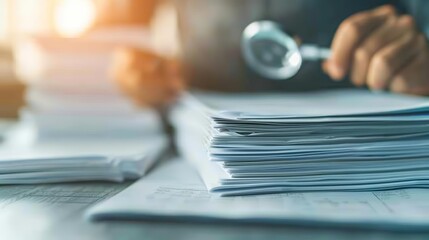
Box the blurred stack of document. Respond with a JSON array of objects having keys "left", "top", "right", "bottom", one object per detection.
[
  {"left": 172, "top": 90, "right": 429, "bottom": 196},
  {"left": 14, "top": 28, "right": 162, "bottom": 139},
  {"left": 0, "top": 126, "right": 167, "bottom": 184},
  {"left": 0, "top": 28, "right": 169, "bottom": 184}
]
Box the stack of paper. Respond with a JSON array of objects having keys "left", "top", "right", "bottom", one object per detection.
[
  {"left": 0, "top": 125, "right": 167, "bottom": 184},
  {"left": 171, "top": 90, "right": 429, "bottom": 196},
  {"left": 14, "top": 28, "right": 162, "bottom": 140}
]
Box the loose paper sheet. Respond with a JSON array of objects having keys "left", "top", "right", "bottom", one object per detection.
[{"left": 87, "top": 159, "right": 429, "bottom": 230}]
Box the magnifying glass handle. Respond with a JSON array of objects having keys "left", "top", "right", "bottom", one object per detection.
[{"left": 300, "top": 44, "right": 331, "bottom": 61}]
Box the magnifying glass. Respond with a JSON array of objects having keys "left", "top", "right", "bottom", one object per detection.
[{"left": 242, "top": 21, "right": 331, "bottom": 80}]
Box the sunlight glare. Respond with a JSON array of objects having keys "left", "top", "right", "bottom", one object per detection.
[{"left": 54, "top": 0, "right": 96, "bottom": 37}]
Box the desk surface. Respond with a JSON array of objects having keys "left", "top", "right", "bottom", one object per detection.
[
  {"left": 0, "top": 181, "right": 428, "bottom": 240},
  {"left": 0, "top": 122, "right": 428, "bottom": 240}
]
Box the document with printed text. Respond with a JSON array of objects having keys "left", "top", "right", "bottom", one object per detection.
[{"left": 87, "top": 160, "right": 429, "bottom": 230}]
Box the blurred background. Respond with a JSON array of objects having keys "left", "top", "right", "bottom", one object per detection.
[
  {"left": 0, "top": 0, "right": 176, "bottom": 140},
  {"left": 0, "top": 0, "right": 161, "bottom": 44}
]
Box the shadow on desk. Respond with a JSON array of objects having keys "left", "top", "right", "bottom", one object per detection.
[{"left": 98, "top": 219, "right": 429, "bottom": 240}]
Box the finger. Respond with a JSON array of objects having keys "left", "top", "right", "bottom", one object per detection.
[
  {"left": 367, "top": 25, "right": 421, "bottom": 90},
  {"left": 163, "top": 59, "right": 186, "bottom": 99},
  {"left": 390, "top": 44, "right": 429, "bottom": 95},
  {"left": 115, "top": 47, "right": 145, "bottom": 70},
  {"left": 131, "top": 60, "right": 182, "bottom": 108},
  {"left": 113, "top": 48, "right": 182, "bottom": 108},
  {"left": 326, "top": 5, "right": 396, "bottom": 80},
  {"left": 112, "top": 48, "right": 156, "bottom": 86},
  {"left": 120, "top": 69, "right": 148, "bottom": 98},
  {"left": 112, "top": 48, "right": 134, "bottom": 81},
  {"left": 132, "top": 70, "right": 173, "bottom": 108},
  {"left": 350, "top": 16, "right": 397, "bottom": 86},
  {"left": 352, "top": 15, "right": 415, "bottom": 87}
]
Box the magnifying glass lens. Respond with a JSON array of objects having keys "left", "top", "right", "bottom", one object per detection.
[
  {"left": 251, "top": 39, "right": 290, "bottom": 68},
  {"left": 242, "top": 21, "right": 303, "bottom": 80}
]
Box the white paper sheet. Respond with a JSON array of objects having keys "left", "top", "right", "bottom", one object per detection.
[
  {"left": 195, "top": 89, "right": 429, "bottom": 118},
  {"left": 87, "top": 159, "right": 429, "bottom": 230}
]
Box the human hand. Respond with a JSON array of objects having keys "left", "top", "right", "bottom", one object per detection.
[
  {"left": 323, "top": 5, "right": 429, "bottom": 95},
  {"left": 112, "top": 48, "right": 185, "bottom": 109}
]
